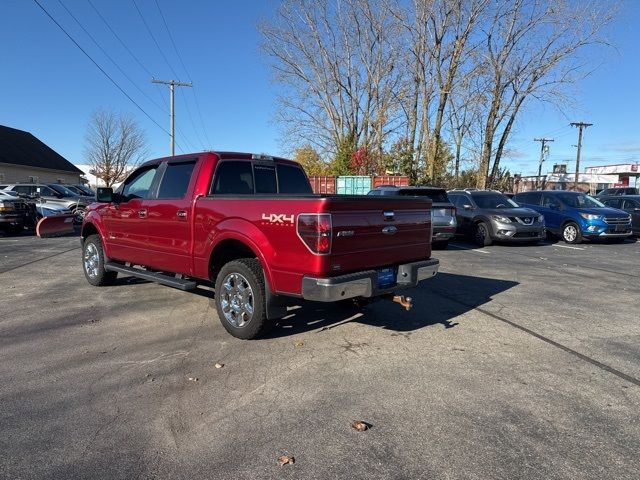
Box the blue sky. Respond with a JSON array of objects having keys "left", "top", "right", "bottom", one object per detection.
[{"left": 1, "top": 0, "right": 639, "bottom": 175}]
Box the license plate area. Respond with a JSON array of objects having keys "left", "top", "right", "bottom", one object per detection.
[
  {"left": 615, "top": 224, "right": 627, "bottom": 232},
  {"left": 377, "top": 267, "right": 397, "bottom": 289}
]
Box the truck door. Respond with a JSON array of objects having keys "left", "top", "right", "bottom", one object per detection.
[
  {"left": 102, "top": 164, "right": 160, "bottom": 265},
  {"left": 143, "top": 158, "right": 199, "bottom": 274}
]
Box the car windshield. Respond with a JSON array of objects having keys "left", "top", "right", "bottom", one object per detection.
[
  {"left": 557, "top": 193, "right": 604, "bottom": 208},
  {"left": 471, "top": 193, "right": 518, "bottom": 209},
  {"left": 77, "top": 185, "right": 95, "bottom": 195},
  {"left": 49, "top": 184, "right": 78, "bottom": 196}
]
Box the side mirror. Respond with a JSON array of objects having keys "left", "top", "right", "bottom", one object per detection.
[
  {"left": 463, "top": 204, "right": 473, "bottom": 210},
  {"left": 96, "top": 187, "right": 114, "bottom": 203}
]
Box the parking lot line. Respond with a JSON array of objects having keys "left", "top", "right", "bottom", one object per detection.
[
  {"left": 433, "top": 289, "right": 640, "bottom": 388},
  {"left": 553, "top": 244, "right": 586, "bottom": 250},
  {"left": 448, "top": 243, "right": 491, "bottom": 254}
]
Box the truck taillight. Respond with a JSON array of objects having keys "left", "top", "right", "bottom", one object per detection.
[{"left": 297, "top": 213, "right": 332, "bottom": 255}]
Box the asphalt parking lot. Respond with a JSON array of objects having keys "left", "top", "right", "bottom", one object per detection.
[{"left": 1, "top": 234, "right": 639, "bottom": 479}]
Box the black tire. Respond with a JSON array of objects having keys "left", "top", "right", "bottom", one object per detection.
[
  {"left": 432, "top": 240, "right": 449, "bottom": 250},
  {"left": 561, "top": 222, "right": 582, "bottom": 244},
  {"left": 72, "top": 207, "right": 86, "bottom": 224},
  {"left": 82, "top": 234, "right": 117, "bottom": 286},
  {"left": 473, "top": 221, "right": 493, "bottom": 247},
  {"left": 214, "top": 258, "right": 271, "bottom": 340}
]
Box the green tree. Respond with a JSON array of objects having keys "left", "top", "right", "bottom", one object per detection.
[
  {"left": 293, "top": 145, "right": 328, "bottom": 175},
  {"left": 329, "top": 133, "right": 357, "bottom": 175}
]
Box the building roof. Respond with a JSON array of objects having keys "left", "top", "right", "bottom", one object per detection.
[{"left": 0, "top": 125, "right": 82, "bottom": 174}]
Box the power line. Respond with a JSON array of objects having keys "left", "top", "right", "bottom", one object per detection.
[
  {"left": 153, "top": 0, "right": 212, "bottom": 147},
  {"left": 56, "top": 0, "right": 167, "bottom": 115},
  {"left": 85, "top": 0, "right": 195, "bottom": 153},
  {"left": 32, "top": 0, "right": 174, "bottom": 141},
  {"left": 132, "top": 0, "right": 204, "bottom": 150}
]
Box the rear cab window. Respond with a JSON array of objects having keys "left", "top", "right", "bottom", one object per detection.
[{"left": 210, "top": 160, "right": 312, "bottom": 195}]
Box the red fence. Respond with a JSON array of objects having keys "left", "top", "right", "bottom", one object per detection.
[
  {"left": 372, "top": 176, "right": 410, "bottom": 188},
  {"left": 308, "top": 176, "right": 336, "bottom": 194},
  {"left": 308, "top": 175, "right": 410, "bottom": 194}
]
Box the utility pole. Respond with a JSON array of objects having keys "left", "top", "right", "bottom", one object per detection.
[
  {"left": 152, "top": 78, "right": 193, "bottom": 156},
  {"left": 534, "top": 137, "right": 554, "bottom": 189},
  {"left": 570, "top": 122, "right": 593, "bottom": 190}
]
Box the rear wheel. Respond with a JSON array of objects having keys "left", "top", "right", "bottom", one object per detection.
[
  {"left": 83, "top": 234, "right": 117, "bottom": 286},
  {"left": 561, "top": 222, "right": 582, "bottom": 244},
  {"left": 473, "top": 221, "right": 492, "bottom": 247},
  {"left": 214, "top": 258, "right": 271, "bottom": 339}
]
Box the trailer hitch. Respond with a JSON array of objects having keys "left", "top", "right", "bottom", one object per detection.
[{"left": 392, "top": 295, "right": 413, "bottom": 311}]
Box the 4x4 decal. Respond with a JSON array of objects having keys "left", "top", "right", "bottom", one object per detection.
[{"left": 261, "top": 213, "right": 294, "bottom": 225}]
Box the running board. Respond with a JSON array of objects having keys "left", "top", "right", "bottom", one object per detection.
[{"left": 104, "top": 262, "right": 197, "bottom": 291}]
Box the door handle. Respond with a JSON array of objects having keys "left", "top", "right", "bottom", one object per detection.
[
  {"left": 177, "top": 210, "right": 187, "bottom": 219},
  {"left": 138, "top": 209, "right": 147, "bottom": 218}
]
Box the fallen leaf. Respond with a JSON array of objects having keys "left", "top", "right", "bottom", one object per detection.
[
  {"left": 351, "top": 420, "right": 370, "bottom": 432},
  {"left": 277, "top": 455, "right": 295, "bottom": 466},
  {"left": 214, "top": 363, "right": 224, "bottom": 369},
  {"left": 188, "top": 377, "right": 199, "bottom": 382},
  {"left": 294, "top": 341, "right": 304, "bottom": 347}
]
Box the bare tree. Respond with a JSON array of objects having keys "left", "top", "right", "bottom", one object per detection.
[
  {"left": 84, "top": 110, "right": 147, "bottom": 187},
  {"left": 477, "top": 0, "right": 615, "bottom": 188},
  {"left": 260, "top": 0, "right": 402, "bottom": 158}
]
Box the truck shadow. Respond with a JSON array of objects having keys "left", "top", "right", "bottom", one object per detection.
[{"left": 264, "top": 272, "right": 519, "bottom": 338}]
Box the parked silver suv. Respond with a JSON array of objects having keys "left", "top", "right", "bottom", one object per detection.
[
  {"left": 1, "top": 183, "right": 91, "bottom": 222},
  {"left": 447, "top": 189, "right": 545, "bottom": 246}
]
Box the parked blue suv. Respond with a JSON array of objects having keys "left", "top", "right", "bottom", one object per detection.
[{"left": 513, "top": 190, "right": 632, "bottom": 244}]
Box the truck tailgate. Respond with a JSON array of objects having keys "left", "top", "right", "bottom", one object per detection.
[{"left": 325, "top": 196, "right": 432, "bottom": 273}]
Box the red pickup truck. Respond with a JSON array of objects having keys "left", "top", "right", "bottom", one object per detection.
[{"left": 81, "top": 152, "right": 439, "bottom": 339}]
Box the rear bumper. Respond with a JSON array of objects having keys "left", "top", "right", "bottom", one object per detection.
[
  {"left": 432, "top": 225, "right": 456, "bottom": 241},
  {"left": 301, "top": 258, "right": 439, "bottom": 302}
]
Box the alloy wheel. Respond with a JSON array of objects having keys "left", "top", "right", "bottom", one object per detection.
[{"left": 220, "top": 273, "right": 254, "bottom": 328}]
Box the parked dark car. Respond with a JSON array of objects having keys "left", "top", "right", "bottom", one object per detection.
[
  {"left": 514, "top": 190, "right": 632, "bottom": 243},
  {"left": 1, "top": 183, "right": 92, "bottom": 222},
  {"left": 0, "top": 190, "right": 31, "bottom": 233},
  {"left": 368, "top": 185, "right": 456, "bottom": 248},
  {"left": 599, "top": 195, "right": 640, "bottom": 236},
  {"left": 447, "top": 189, "right": 545, "bottom": 246},
  {"left": 65, "top": 184, "right": 96, "bottom": 197},
  {"left": 595, "top": 187, "right": 639, "bottom": 197}
]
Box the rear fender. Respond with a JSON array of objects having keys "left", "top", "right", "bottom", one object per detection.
[{"left": 205, "top": 218, "right": 276, "bottom": 292}]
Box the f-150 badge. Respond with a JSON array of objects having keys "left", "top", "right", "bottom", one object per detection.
[{"left": 262, "top": 213, "right": 294, "bottom": 224}]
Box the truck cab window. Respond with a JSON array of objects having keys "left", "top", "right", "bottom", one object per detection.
[
  {"left": 122, "top": 166, "right": 159, "bottom": 201},
  {"left": 277, "top": 164, "right": 313, "bottom": 194},
  {"left": 157, "top": 161, "right": 196, "bottom": 199},
  {"left": 254, "top": 164, "right": 277, "bottom": 194},
  {"left": 211, "top": 161, "right": 254, "bottom": 195}
]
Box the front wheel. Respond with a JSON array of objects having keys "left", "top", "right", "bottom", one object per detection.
[
  {"left": 83, "top": 234, "right": 117, "bottom": 286},
  {"left": 561, "top": 222, "right": 582, "bottom": 244},
  {"left": 473, "top": 221, "right": 493, "bottom": 247},
  {"left": 214, "top": 258, "right": 271, "bottom": 339}
]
